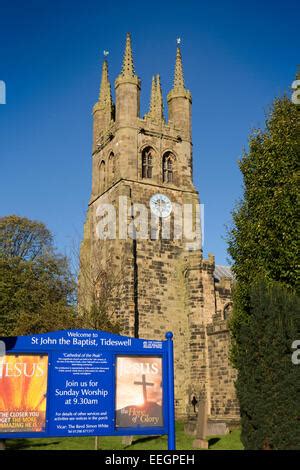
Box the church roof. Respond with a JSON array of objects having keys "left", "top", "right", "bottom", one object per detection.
[{"left": 214, "top": 265, "right": 234, "bottom": 281}]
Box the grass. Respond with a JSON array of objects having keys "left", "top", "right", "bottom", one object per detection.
[{"left": 5, "top": 423, "right": 243, "bottom": 450}]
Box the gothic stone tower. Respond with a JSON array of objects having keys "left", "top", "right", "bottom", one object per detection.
[{"left": 80, "top": 34, "right": 239, "bottom": 420}]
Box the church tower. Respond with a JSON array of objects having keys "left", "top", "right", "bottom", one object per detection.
[{"left": 79, "top": 34, "right": 239, "bottom": 420}]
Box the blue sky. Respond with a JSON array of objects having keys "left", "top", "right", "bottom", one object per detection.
[{"left": 0, "top": 0, "right": 298, "bottom": 265}]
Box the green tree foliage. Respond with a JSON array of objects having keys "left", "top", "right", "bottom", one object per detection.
[
  {"left": 81, "top": 302, "right": 120, "bottom": 334},
  {"left": 12, "top": 302, "right": 80, "bottom": 336},
  {"left": 0, "top": 216, "right": 77, "bottom": 335},
  {"left": 0, "top": 255, "right": 77, "bottom": 335},
  {"left": 0, "top": 215, "right": 120, "bottom": 336},
  {"left": 236, "top": 280, "right": 300, "bottom": 450},
  {"left": 229, "top": 96, "right": 299, "bottom": 292},
  {"left": 0, "top": 215, "right": 53, "bottom": 261},
  {"left": 228, "top": 96, "right": 300, "bottom": 449}
]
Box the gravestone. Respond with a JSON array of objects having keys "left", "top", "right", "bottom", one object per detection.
[
  {"left": 122, "top": 436, "right": 133, "bottom": 446},
  {"left": 192, "top": 400, "right": 208, "bottom": 449},
  {"left": 207, "top": 422, "right": 229, "bottom": 435}
]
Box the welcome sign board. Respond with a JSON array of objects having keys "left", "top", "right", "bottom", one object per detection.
[{"left": 0, "top": 330, "right": 175, "bottom": 449}]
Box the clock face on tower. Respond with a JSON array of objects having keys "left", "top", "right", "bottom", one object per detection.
[{"left": 150, "top": 194, "right": 172, "bottom": 218}]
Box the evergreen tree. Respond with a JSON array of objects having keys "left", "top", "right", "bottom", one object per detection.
[
  {"left": 236, "top": 280, "right": 300, "bottom": 449},
  {"left": 228, "top": 96, "right": 300, "bottom": 449}
]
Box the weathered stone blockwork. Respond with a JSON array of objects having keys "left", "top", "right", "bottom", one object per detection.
[
  {"left": 79, "top": 34, "right": 240, "bottom": 422},
  {"left": 207, "top": 322, "right": 239, "bottom": 419}
]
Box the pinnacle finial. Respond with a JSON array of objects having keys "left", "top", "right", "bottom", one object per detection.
[
  {"left": 173, "top": 46, "right": 185, "bottom": 89},
  {"left": 98, "top": 59, "right": 113, "bottom": 112},
  {"left": 155, "top": 74, "right": 164, "bottom": 121},
  {"left": 121, "top": 32, "right": 135, "bottom": 78},
  {"left": 148, "top": 76, "right": 156, "bottom": 118},
  {"left": 146, "top": 75, "right": 164, "bottom": 122}
]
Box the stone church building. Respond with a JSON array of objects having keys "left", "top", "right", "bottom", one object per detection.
[{"left": 80, "top": 34, "right": 240, "bottom": 423}]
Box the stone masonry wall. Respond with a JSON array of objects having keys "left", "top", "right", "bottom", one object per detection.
[
  {"left": 207, "top": 320, "right": 239, "bottom": 420},
  {"left": 79, "top": 36, "right": 240, "bottom": 422}
]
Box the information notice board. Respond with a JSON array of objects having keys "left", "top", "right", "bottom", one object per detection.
[{"left": 0, "top": 330, "right": 175, "bottom": 448}]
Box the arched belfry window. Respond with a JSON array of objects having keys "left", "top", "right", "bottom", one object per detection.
[
  {"left": 163, "top": 152, "right": 175, "bottom": 183},
  {"left": 99, "top": 160, "right": 106, "bottom": 193},
  {"left": 142, "top": 147, "right": 153, "bottom": 179}
]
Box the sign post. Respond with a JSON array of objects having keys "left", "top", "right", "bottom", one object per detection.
[
  {"left": 166, "top": 332, "right": 176, "bottom": 450},
  {"left": 0, "top": 330, "right": 176, "bottom": 450}
]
